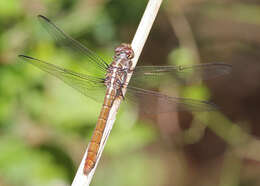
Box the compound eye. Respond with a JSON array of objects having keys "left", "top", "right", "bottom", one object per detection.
[
  {"left": 127, "top": 50, "right": 134, "bottom": 59},
  {"left": 115, "top": 45, "right": 126, "bottom": 53}
]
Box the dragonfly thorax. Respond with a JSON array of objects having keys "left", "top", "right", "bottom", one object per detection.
[{"left": 104, "top": 44, "right": 134, "bottom": 93}]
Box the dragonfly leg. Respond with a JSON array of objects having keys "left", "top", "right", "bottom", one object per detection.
[{"left": 119, "top": 88, "right": 125, "bottom": 100}]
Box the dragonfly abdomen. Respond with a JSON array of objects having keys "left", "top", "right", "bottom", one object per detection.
[{"left": 83, "top": 89, "right": 117, "bottom": 175}]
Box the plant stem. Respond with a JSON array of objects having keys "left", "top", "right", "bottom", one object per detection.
[{"left": 71, "top": 0, "right": 163, "bottom": 185}]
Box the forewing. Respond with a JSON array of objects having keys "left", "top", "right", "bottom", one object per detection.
[
  {"left": 18, "top": 55, "right": 106, "bottom": 102},
  {"left": 37, "top": 15, "right": 109, "bottom": 74},
  {"left": 130, "top": 63, "right": 232, "bottom": 88}
]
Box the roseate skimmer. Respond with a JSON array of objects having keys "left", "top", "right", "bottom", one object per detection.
[{"left": 18, "top": 15, "right": 231, "bottom": 175}]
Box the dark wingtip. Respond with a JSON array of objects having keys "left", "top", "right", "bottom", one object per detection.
[
  {"left": 18, "top": 54, "right": 26, "bottom": 59},
  {"left": 220, "top": 63, "right": 232, "bottom": 74},
  {"left": 198, "top": 100, "right": 219, "bottom": 112},
  {"left": 18, "top": 54, "right": 27, "bottom": 62},
  {"left": 37, "top": 15, "right": 50, "bottom": 22},
  {"left": 209, "top": 103, "right": 219, "bottom": 111},
  {"left": 209, "top": 62, "right": 232, "bottom": 68},
  {"left": 220, "top": 63, "right": 232, "bottom": 69},
  {"left": 209, "top": 62, "right": 232, "bottom": 75},
  {"left": 18, "top": 54, "right": 35, "bottom": 60}
]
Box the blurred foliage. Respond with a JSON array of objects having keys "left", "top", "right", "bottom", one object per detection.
[
  {"left": 1, "top": 0, "right": 260, "bottom": 186},
  {"left": 0, "top": 0, "right": 159, "bottom": 185},
  {"left": 0, "top": 135, "right": 67, "bottom": 186}
]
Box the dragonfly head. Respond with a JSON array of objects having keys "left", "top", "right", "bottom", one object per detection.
[{"left": 115, "top": 43, "right": 134, "bottom": 60}]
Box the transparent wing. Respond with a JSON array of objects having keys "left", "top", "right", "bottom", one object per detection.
[
  {"left": 18, "top": 55, "right": 218, "bottom": 113},
  {"left": 18, "top": 55, "right": 106, "bottom": 102},
  {"left": 130, "top": 63, "right": 232, "bottom": 88},
  {"left": 126, "top": 86, "right": 218, "bottom": 114},
  {"left": 37, "top": 15, "right": 109, "bottom": 74}
]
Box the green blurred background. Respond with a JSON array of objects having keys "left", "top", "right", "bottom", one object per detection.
[{"left": 1, "top": 0, "right": 260, "bottom": 186}]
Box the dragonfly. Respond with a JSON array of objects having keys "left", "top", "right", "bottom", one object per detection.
[{"left": 18, "top": 15, "right": 232, "bottom": 175}]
